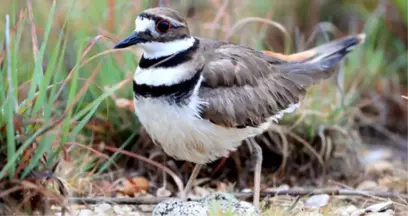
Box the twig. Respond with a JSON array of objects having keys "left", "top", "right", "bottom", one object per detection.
[
  {"left": 27, "top": 0, "right": 39, "bottom": 60},
  {"left": 67, "top": 197, "right": 167, "bottom": 205},
  {"left": 224, "top": 17, "right": 291, "bottom": 54},
  {"left": 209, "top": 0, "right": 229, "bottom": 38},
  {"left": 66, "top": 189, "right": 408, "bottom": 205},
  {"left": 102, "top": 146, "right": 184, "bottom": 196},
  {"left": 238, "top": 189, "right": 408, "bottom": 200}
]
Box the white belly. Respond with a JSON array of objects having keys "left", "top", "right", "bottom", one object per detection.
[{"left": 133, "top": 97, "right": 264, "bottom": 164}]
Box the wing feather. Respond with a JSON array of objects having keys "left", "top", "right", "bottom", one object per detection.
[
  {"left": 197, "top": 39, "right": 304, "bottom": 127},
  {"left": 197, "top": 34, "right": 363, "bottom": 128}
]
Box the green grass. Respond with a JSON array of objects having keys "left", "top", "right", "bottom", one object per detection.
[{"left": 0, "top": 0, "right": 406, "bottom": 213}]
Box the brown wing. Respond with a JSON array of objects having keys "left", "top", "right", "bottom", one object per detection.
[
  {"left": 197, "top": 34, "right": 363, "bottom": 128},
  {"left": 196, "top": 39, "right": 304, "bottom": 127}
]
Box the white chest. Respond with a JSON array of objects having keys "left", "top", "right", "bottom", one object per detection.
[{"left": 133, "top": 96, "right": 262, "bottom": 164}]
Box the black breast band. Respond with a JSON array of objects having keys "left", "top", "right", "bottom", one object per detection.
[{"left": 133, "top": 68, "right": 202, "bottom": 104}]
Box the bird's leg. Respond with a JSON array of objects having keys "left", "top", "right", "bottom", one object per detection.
[
  {"left": 182, "top": 163, "right": 203, "bottom": 199},
  {"left": 247, "top": 138, "right": 263, "bottom": 209}
]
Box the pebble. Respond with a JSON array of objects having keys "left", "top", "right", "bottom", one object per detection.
[
  {"left": 356, "top": 180, "right": 378, "bottom": 190},
  {"left": 96, "top": 203, "right": 111, "bottom": 212},
  {"left": 200, "top": 192, "right": 259, "bottom": 216},
  {"left": 113, "top": 205, "right": 125, "bottom": 215},
  {"left": 77, "top": 209, "right": 94, "bottom": 216},
  {"left": 364, "top": 201, "right": 393, "bottom": 212},
  {"left": 304, "top": 194, "right": 331, "bottom": 209},
  {"left": 151, "top": 192, "right": 260, "bottom": 216},
  {"left": 366, "top": 161, "right": 394, "bottom": 176},
  {"left": 156, "top": 187, "right": 172, "bottom": 198},
  {"left": 152, "top": 198, "right": 207, "bottom": 216}
]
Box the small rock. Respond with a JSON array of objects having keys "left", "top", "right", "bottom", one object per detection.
[
  {"left": 138, "top": 204, "right": 153, "bottom": 212},
  {"left": 379, "top": 176, "right": 407, "bottom": 193},
  {"left": 297, "top": 213, "right": 323, "bottom": 216},
  {"left": 233, "top": 201, "right": 260, "bottom": 216},
  {"left": 200, "top": 192, "right": 259, "bottom": 216},
  {"left": 193, "top": 186, "right": 211, "bottom": 197},
  {"left": 113, "top": 205, "right": 125, "bottom": 215},
  {"left": 367, "top": 161, "right": 394, "bottom": 176},
  {"left": 345, "top": 205, "right": 359, "bottom": 213},
  {"left": 357, "top": 181, "right": 378, "bottom": 191},
  {"left": 350, "top": 209, "right": 366, "bottom": 216},
  {"left": 77, "top": 209, "right": 94, "bottom": 216},
  {"left": 94, "top": 203, "right": 113, "bottom": 215},
  {"left": 304, "top": 194, "right": 331, "bottom": 209},
  {"left": 156, "top": 187, "right": 172, "bottom": 198},
  {"left": 199, "top": 191, "right": 238, "bottom": 204},
  {"left": 277, "top": 184, "right": 290, "bottom": 190},
  {"left": 152, "top": 199, "right": 207, "bottom": 216},
  {"left": 335, "top": 205, "right": 358, "bottom": 216},
  {"left": 265, "top": 184, "right": 290, "bottom": 192},
  {"left": 241, "top": 188, "right": 252, "bottom": 193},
  {"left": 97, "top": 203, "right": 112, "bottom": 211},
  {"left": 364, "top": 201, "right": 393, "bottom": 212},
  {"left": 365, "top": 209, "right": 395, "bottom": 216},
  {"left": 128, "top": 212, "right": 142, "bottom": 216},
  {"left": 362, "top": 148, "right": 393, "bottom": 164}
]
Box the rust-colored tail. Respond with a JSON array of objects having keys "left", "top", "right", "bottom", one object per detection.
[{"left": 262, "top": 33, "right": 366, "bottom": 62}]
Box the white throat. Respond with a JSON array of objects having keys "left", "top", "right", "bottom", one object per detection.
[{"left": 138, "top": 36, "right": 196, "bottom": 59}]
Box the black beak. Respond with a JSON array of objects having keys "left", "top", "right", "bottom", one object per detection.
[{"left": 113, "top": 32, "right": 143, "bottom": 49}]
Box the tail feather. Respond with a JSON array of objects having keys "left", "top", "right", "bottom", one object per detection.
[
  {"left": 262, "top": 33, "right": 365, "bottom": 63},
  {"left": 304, "top": 33, "right": 366, "bottom": 63},
  {"left": 279, "top": 33, "right": 365, "bottom": 86}
]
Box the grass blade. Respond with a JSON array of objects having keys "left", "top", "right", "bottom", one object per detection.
[
  {"left": 97, "top": 131, "right": 137, "bottom": 174},
  {"left": 5, "top": 14, "right": 16, "bottom": 178},
  {"left": 26, "top": 0, "right": 57, "bottom": 101}
]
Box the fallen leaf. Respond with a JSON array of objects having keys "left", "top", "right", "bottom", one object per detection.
[{"left": 117, "top": 177, "right": 149, "bottom": 196}]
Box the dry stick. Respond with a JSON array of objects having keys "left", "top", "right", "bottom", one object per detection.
[
  {"left": 27, "top": 0, "right": 39, "bottom": 60},
  {"left": 288, "top": 131, "right": 326, "bottom": 178},
  {"left": 66, "top": 189, "right": 408, "bottom": 205},
  {"left": 209, "top": 0, "right": 229, "bottom": 38},
  {"left": 225, "top": 17, "right": 291, "bottom": 53},
  {"left": 329, "top": 180, "right": 408, "bottom": 209}
]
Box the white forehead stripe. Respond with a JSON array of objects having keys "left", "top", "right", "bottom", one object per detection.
[
  {"left": 135, "top": 17, "right": 156, "bottom": 32},
  {"left": 135, "top": 16, "right": 185, "bottom": 33}
]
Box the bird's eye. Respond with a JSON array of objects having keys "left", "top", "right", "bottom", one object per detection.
[{"left": 155, "top": 20, "right": 171, "bottom": 33}]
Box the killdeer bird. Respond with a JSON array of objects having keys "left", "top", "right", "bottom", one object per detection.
[{"left": 113, "top": 7, "right": 365, "bottom": 207}]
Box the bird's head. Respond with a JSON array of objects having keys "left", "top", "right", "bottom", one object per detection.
[{"left": 113, "top": 7, "right": 194, "bottom": 59}]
